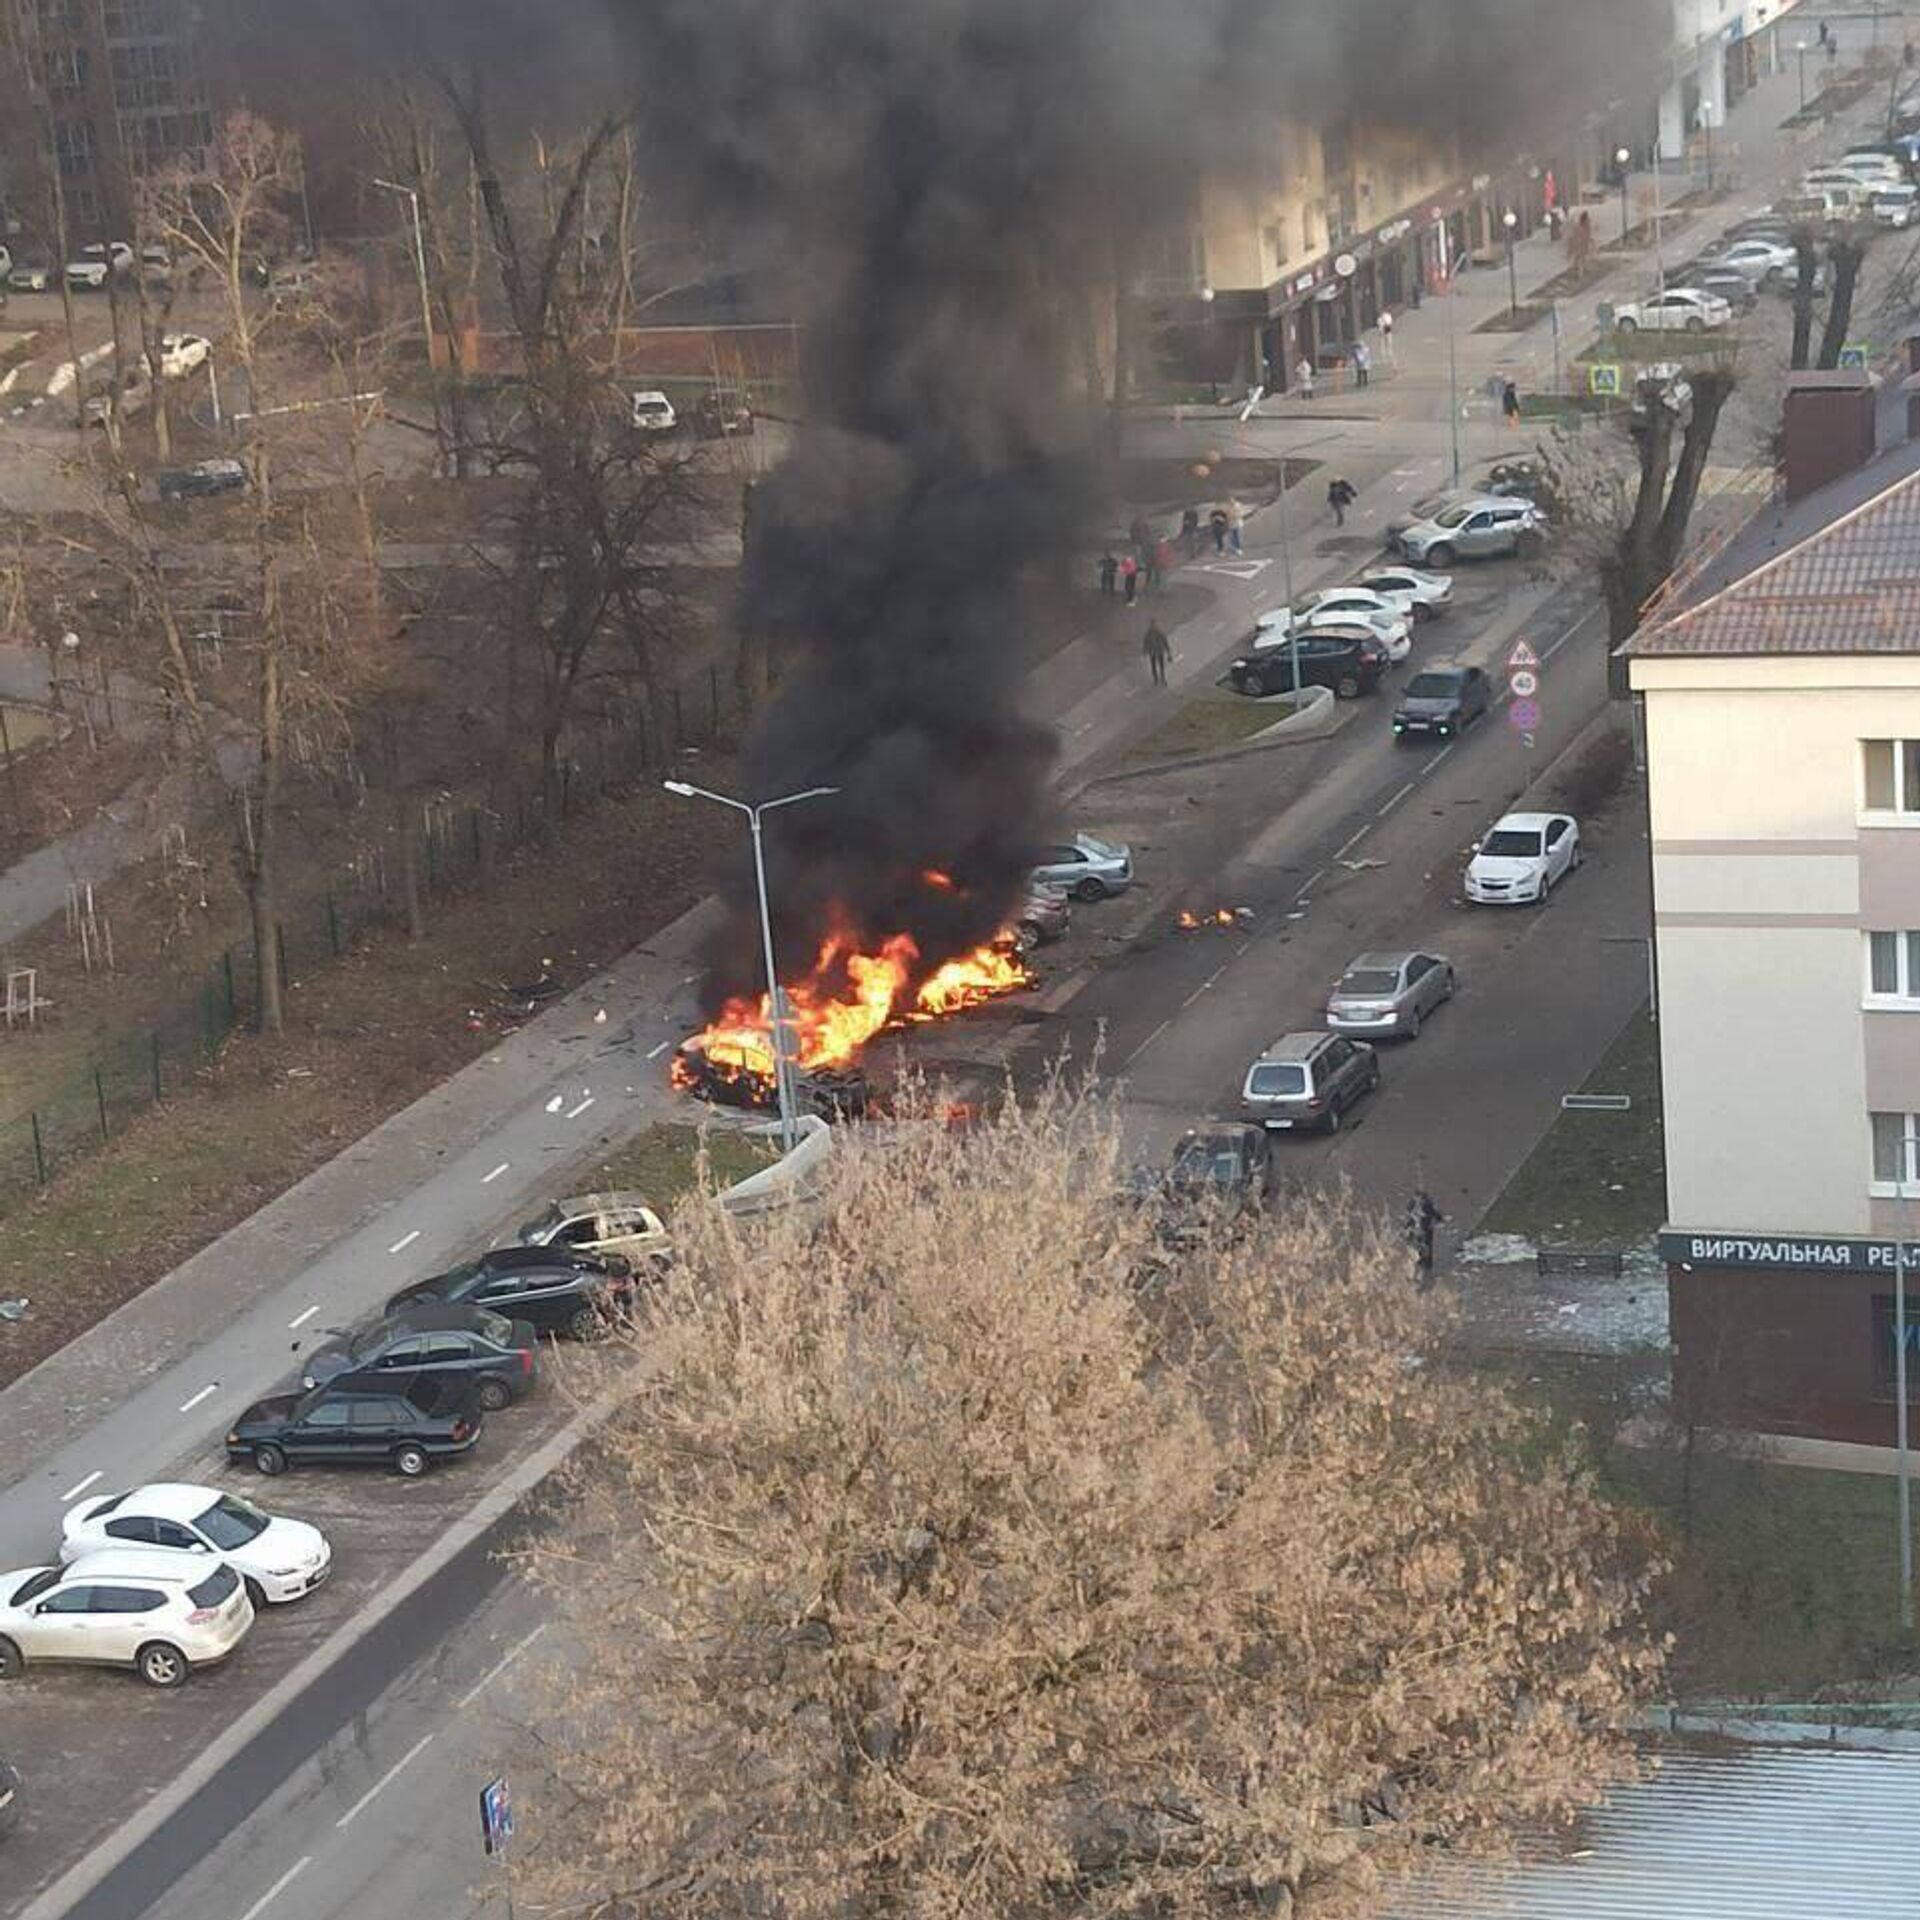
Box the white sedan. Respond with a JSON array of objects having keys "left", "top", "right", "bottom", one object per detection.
[
  {"left": 1298, "top": 585, "right": 1422, "bottom": 641},
  {"left": 62, "top": 1483, "right": 331, "bottom": 1607},
  {"left": 1355, "top": 565, "right": 1453, "bottom": 620},
  {"left": 157, "top": 332, "right": 209, "bottom": 379},
  {"left": 1610, "top": 287, "right": 1733, "bottom": 333},
  {"left": 1701, "top": 238, "right": 1794, "bottom": 283},
  {"left": 1254, "top": 601, "right": 1410, "bottom": 663},
  {"left": 1464, "top": 811, "right": 1582, "bottom": 906}
]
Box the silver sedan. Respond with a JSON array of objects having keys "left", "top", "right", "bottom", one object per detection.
[{"left": 1325, "top": 950, "right": 1455, "bottom": 1040}]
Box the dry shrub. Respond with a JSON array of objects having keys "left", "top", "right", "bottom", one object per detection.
[{"left": 523, "top": 1084, "right": 1664, "bottom": 1919}]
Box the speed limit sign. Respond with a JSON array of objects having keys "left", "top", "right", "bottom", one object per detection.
[{"left": 1509, "top": 667, "right": 1539, "bottom": 698}]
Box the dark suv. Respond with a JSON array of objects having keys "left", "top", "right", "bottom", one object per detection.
[
  {"left": 301, "top": 1304, "right": 538, "bottom": 1410},
  {"left": 386, "top": 1245, "right": 636, "bottom": 1341},
  {"left": 225, "top": 1380, "right": 483, "bottom": 1478},
  {"left": 1392, "top": 665, "right": 1492, "bottom": 739},
  {"left": 1231, "top": 631, "right": 1384, "bottom": 701}
]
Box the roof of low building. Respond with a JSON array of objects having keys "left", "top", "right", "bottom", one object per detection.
[{"left": 1627, "top": 435, "right": 1920, "bottom": 657}]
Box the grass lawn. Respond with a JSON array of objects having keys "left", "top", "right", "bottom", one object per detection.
[
  {"left": 579, "top": 1123, "right": 780, "bottom": 1207},
  {"left": 1115, "top": 696, "right": 1294, "bottom": 769},
  {"left": 1478, "top": 1006, "right": 1664, "bottom": 1250},
  {"left": 0, "top": 703, "right": 54, "bottom": 758}
]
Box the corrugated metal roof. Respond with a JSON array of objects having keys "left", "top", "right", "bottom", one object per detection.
[
  {"left": 1627, "top": 453, "right": 1920, "bottom": 657},
  {"left": 1384, "top": 1743, "right": 1920, "bottom": 1918}
]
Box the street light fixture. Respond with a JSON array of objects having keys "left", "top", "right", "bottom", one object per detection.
[
  {"left": 370, "top": 178, "right": 436, "bottom": 364},
  {"left": 661, "top": 779, "right": 840, "bottom": 1152},
  {"left": 1796, "top": 38, "right": 1809, "bottom": 113},
  {"left": 1615, "top": 146, "right": 1633, "bottom": 247},
  {"left": 1434, "top": 214, "right": 1463, "bottom": 488},
  {"left": 1502, "top": 209, "right": 1519, "bottom": 317}
]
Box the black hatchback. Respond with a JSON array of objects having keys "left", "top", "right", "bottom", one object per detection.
[
  {"left": 1231, "top": 631, "right": 1383, "bottom": 700},
  {"left": 226, "top": 1380, "right": 483, "bottom": 1478},
  {"left": 301, "top": 1304, "right": 538, "bottom": 1411},
  {"left": 386, "top": 1245, "right": 636, "bottom": 1341}
]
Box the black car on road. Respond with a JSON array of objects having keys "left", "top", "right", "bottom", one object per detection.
[
  {"left": 386, "top": 1245, "right": 636, "bottom": 1341},
  {"left": 158, "top": 458, "right": 246, "bottom": 502},
  {"left": 301, "top": 1304, "right": 538, "bottom": 1411},
  {"left": 1166, "top": 1125, "right": 1271, "bottom": 1216},
  {"left": 1392, "top": 665, "right": 1492, "bottom": 739},
  {"left": 226, "top": 1380, "right": 483, "bottom": 1478},
  {"left": 1231, "top": 631, "right": 1384, "bottom": 701}
]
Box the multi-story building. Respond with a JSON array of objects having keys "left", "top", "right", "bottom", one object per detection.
[
  {"left": 1627, "top": 373, "right": 1920, "bottom": 1451},
  {"left": 0, "top": 0, "right": 213, "bottom": 245}
]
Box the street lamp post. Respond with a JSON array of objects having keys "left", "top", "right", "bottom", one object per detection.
[
  {"left": 1237, "top": 387, "right": 1301, "bottom": 698},
  {"left": 1502, "top": 209, "right": 1519, "bottom": 317},
  {"left": 1435, "top": 216, "right": 1462, "bottom": 488},
  {"left": 1796, "top": 38, "right": 1809, "bottom": 112},
  {"left": 370, "top": 178, "right": 436, "bottom": 363},
  {"left": 661, "top": 780, "right": 840, "bottom": 1152},
  {"left": 1896, "top": 1129, "right": 1918, "bottom": 1631},
  {"left": 1615, "top": 146, "right": 1633, "bottom": 246},
  {"left": 1698, "top": 101, "right": 1716, "bottom": 195}
]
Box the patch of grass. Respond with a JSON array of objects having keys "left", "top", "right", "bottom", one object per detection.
[
  {"left": 0, "top": 702, "right": 54, "bottom": 757},
  {"left": 1116, "top": 697, "right": 1293, "bottom": 769},
  {"left": 581, "top": 1123, "right": 780, "bottom": 1206},
  {"left": 1478, "top": 1007, "right": 1664, "bottom": 1250}
]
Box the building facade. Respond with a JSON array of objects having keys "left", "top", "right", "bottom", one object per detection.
[
  {"left": 0, "top": 0, "right": 213, "bottom": 245},
  {"left": 1628, "top": 422, "right": 1920, "bottom": 1447}
]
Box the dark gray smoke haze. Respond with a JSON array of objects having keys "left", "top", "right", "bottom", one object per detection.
[{"left": 600, "top": 0, "right": 1662, "bottom": 1002}]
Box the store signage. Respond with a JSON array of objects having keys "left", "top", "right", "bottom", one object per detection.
[
  {"left": 1659, "top": 1231, "right": 1920, "bottom": 1272},
  {"left": 1289, "top": 268, "right": 1322, "bottom": 296},
  {"left": 1378, "top": 218, "right": 1413, "bottom": 245}
]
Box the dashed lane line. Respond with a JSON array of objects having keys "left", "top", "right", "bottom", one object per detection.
[
  {"left": 1377, "top": 780, "right": 1417, "bottom": 818},
  {"left": 565, "top": 1093, "right": 596, "bottom": 1119},
  {"left": 456, "top": 1621, "right": 550, "bottom": 1711},
  {"left": 387, "top": 1229, "right": 421, "bottom": 1255},
  {"left": 1334, "top": 823, "right": 1371, "bottom": 860},
  {"left": 481, "top": 1161, "right": 510, "bottom": 1183},
  {"left": 335, "top": 1734, "right": 434, "bottom": 1831},
  {"left": 178, "top": 1384, "right": 217, "bottom": 1415},
  {"left": 1121, "top": 1017, "right": 1173, "bottom": 1070},
  {"left": 61, "top": 1471, "right": 103, "bottom": 1502},
  {"left": 287, "top": 1306, "right": 319, "bottom": 1330},
  {"left": 1293, "top": 865, "right": 1328, "bottom": 904},
  {"left": 645, "top": 1040, "right": 671, "bottom": 1060},
  {"left": 235, "top": 1855, "right": 312, "bottom": 1920}
]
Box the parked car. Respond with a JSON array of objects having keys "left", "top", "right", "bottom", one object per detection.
[
  {"left": 1253, "top": 599, "right": 1410, "bottom": 661},
  {"left": 1029, "top": 833, "right": 1132, "bottom": 900},
  {"left": 1836, "top": 153, "right": 1906, "bottom": 186},
  {"left": 1240, "top": 1032, "right": 1379, "bottom": 1134},
  {"left": 139, "top": 244, "right": 172, "bottom": 283},
  {"left": 692, "top": 390, "right": 753, "bottom": 436},
  {"left": 226, "top": 1380, "right": 484, "bottom": 1478},
  {"left": 158, "top": 458, "right": 246, "bottom": 501},
  {"left": 6, "top": 262, "right": 50, "bottom": 293},
  {"left": 267, "top": 262, "right": 319, "bottom": 302},
  {"left": 386, "top": 1245, "right": 637, "bottom": 1340},
  {"left": 1164, "top": 1124, "right": 1270, "bottom": 1215},
  {"left": 1873, "top": 183, "right": 1919, "bottom": 228},
  {"left": 1012, "top": 881, "right": 1071, "bottom": 949},
  {"left": 1325, "top": 950, "right": 1455, "bottom": 1040},
  {"left": 81, "top": 241, "right": 134, "bottom": 272},
  {"left": 157, "top": 332, "right": 209, "bottom": 378},
  {"left": 61, "top": 1484, "right": 331, "bottom": 1609},
  {"left": 1231, "top": 629, "right": 1383, "bottom": 700},
  {"left": 1392, "top": 495, "right": 1543, "bottom": 567},
  {"left": 64, "top": 257, "right": 110, "bottom": 291},
  {"left": 1701, "top": 237, "right": 1795, "bottom": 282},
  {"left": 1608, "top": 286, "right": 1733, "bottom": 334},
  {"left": 514, "top": 1192, "right": 667, "bottom": 1263},
  {"left": 0, "top": 1549, "right": 253, "bottom": 1688},
  {"left": 1688, "top": 267, "right": 1759, "bottom": 313},
  {"left": 1464, "top": 810, "right": 1582, "bottom": 905},
  {"left": 1354, "top": 564, "right": 1453, "bottom": 620},
  {"left": 630, "top": 389, "right": 677, "bottom": 433},
  {"left": 1391, "top": 663, "right": 1492, "bottom": 739},
  {"left": 301, "top": 1304, "right": 538, "bottom": 1412},
  {"left": 1794, "top": 174, "right": 1871, "bottom": 213}
]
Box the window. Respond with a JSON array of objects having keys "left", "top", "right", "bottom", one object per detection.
[
  {"left": 1866, "top": 932, "right": 1920, "bottom": 1003},
  {"left": 105, "top": 1515, "right": 159, "bottom": 1545},
  {"left": 37, "top": 1586, "right": 94, "bottom": 1614},
  {"left": 186, "top": 1565, "right": 239, "bottom": 1608},
  {"left": 301, "top": 1400, "right": 352, "bottom": 1428},
  {"left": 91, "top": 1585, "right": 164, "bottom": 1613},
  {"left": 1862, "top": 739, "right": 1920, "bottom": 813},
  {"left": 351, "top": 1400, "right": 400, "bottom": 1429},
  {"left": 1871, "top": 1111, "right": 1920, "bottom": 1192}
]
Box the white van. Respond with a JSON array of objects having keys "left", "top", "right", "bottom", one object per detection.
[{"left": 629, "top": 389, "right": 677, "bottom": 434}]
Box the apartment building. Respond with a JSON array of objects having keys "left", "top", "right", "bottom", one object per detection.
[
  {"left": 1627, "top": 381, "right": 1920, "bottom": 1449},
  {"left": 0, "top": 0, "right": 213, "bottom": 244}
]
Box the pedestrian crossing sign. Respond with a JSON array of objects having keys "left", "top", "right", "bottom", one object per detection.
[{"left": 1588, "top": 363, "right": 1622, "bottom": 397}]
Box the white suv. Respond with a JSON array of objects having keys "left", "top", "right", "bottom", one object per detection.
[{"left": 0, "top": 1548, "right": 255, "bottom": 1687}]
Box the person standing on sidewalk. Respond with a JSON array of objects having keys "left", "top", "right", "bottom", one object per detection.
[
  {"left": 1209, "top": 504, "right": 1229, "bottom": 554},
  {"left": 1180, "top": 505, "right": 1200, "bottom": 560},
  {"left": 1379, "top": 309, "right": 1394, "bottom": 362},
  {"left": 1405, "top": 1186, "right": 1443, "bottom": 1290},
  {"left": 1142, "top": 620, "right": 1171, "bottom": 686},
  {"left": 1226, "top": 496, "right": 1246, "bottom": 555},
  {"left": 1352, "top": 338, "right": 1371, "bottom": 388},
  {"left": 1326, "top": 476, "right": 1356, "bottom": 527},
  {"left": 1296, "top": 354, "right": 1316, "bottom": 400},
  {"left": 1502, "top": 378, "right": 1521, "bottom": 429},
  {"left": 1120, "top": 550, "right": 1139, "bottom": 605},
  {"left": 1098, "top": 549, "right": 1118, "bottom": 597}
]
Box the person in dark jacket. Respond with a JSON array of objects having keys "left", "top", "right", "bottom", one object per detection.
[
  {"left": 1098, "top": 549, "right": 1118, "bottom": 596},
  {"left": 1142, "top": 620, "right": 1172, "bottom": 686},
  {"left": 1327, "top": 477, "right": 1357, "bottom": 527}
]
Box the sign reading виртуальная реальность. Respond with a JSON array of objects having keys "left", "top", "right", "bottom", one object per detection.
[{"left": 1659, "top": 1231, "right": 1920, "bottom": 1272}]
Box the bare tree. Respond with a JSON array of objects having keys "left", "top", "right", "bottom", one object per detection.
[{"left": 518, "top": 1089, "right": 1664, "bottom": 1920}]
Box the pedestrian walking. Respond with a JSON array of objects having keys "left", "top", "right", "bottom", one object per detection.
[
  {"left": 1326, "top": 476, "right": 1356, "bottom": 527},
  {"left": 1142, "top": 620, "right": 1171, "bottom": 686},
  {"left": 1098, "top": 549, "right": 1118, "bottom": 597},
  {"left": 1225, "top": 496, "right": 1245, "bottom": 555},
  {"left": 1180, "top": 505, "right": 1200, "bottom": 560},
  {"left": 1351, "top": 338, "right": 1371, "bottom": 388},
  {"left": 1404, "top": 1187, "right": 1443, "bottom": 1290},
  {"left": 1378, "top": 308, "right": 1394, "bottom": 362},
  {"left": 1502, "top": 378, "right": 1521, "bottom": 429},
  {"left": 1209, "top": 505, "right": 1229, "bottom": 555},
  {"left": 1143, "top": 539, "right": 1164, "bottom": 592},
  {"left": 1296, "top": 355, "right": 1316, "bottom": 400},
  {"left": 1120, "top": 551, "right": 1139, "bottom": 605}
]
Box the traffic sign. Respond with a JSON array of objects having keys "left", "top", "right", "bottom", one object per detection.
[
  {"left": 481, "top": 1775, "right": 514, "bottom": 1856},
  {"left": 1838, "top": 343, "right": 1868, "bottom": 370},
  {"left": 1507, "top": 640, "right": 1540, "bottom": 671},
  {"left": 1509, "top": 696, "right": 1541, "bottom": 730},
  {"left": 1509, "top": 668, "right": 1539, "bottom": 699},
  {"left": 1588, "top": 362, "right": 1622, "bottom": 397}
]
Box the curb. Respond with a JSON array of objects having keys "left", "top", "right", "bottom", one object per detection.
[
  {"left": 16, "top": 1383, "right": 622, "bottom": 1920},
  {"left": 1075, "top": 687, "right": 1348, "bottom": 792}
]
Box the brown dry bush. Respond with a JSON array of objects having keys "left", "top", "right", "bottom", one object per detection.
[{"left": 522, "top": 1086, "right": 1664, "bottom": 1919}]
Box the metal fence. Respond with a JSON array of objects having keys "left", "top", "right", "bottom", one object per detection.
[{"left": 0, "top": 668, "right": 740, "bottom": 1219}]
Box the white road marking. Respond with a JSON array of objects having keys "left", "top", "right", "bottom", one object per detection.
[
  {"left": 1540, "top": 605, "right": 1598, "bottom": 662},
  {"left": 681, "top": 971, "right": 702, "bottom": 986},
  {"left": 545, "top": 1094, "right": 564, "bottom": 1113},
  {"left": 1334, "top": 824, "right": 1371, "bottom": 859},
  {"left": 335, "top": 1734, "right": 434, "bottom": 1830},
  {"left": 236, "top": 1855, "right": 312, "bottom": 1920},
  {"left": 0, "top": 366, "right": 20, "bottom": 395},
  {"left": 1122, "top": 1017, "right": 1172, "bottom": 1069},
  {"left": 1424, "top": 742, "right": 1458, "bottom": 775},
  {"left": 178, "top": 1384, "right": 217, "bottom": 1415},
  {"left": 1180, "top": 952, "right": 1240, "bottom": 1010},
  {"left": 481, "top": 1161, "right": 510, "bottom": 1183},
  {"left": 457, "top": 1622, "right": 550, "bottom": 1710},
  {"left": 61, "top": 1471, "right": 103, "bottom": 1502},
  {"left": 565, "top": 1093, "right": 596, "bottom": 1119},
  {"left": 1294, "top": 865, "right": 1328, "bottom": 903},
  {"left": 645, "top": 1040, "right": 671, "bottom": 1060},
  {"left": 387, "top": 1229, "right": 421, "bottom": 1255},
  {"left": 1378, "top": 780, "right": 1417, "bottom": 818},
  {"left": 288, "top": 1305, "right": 319, "bottom": 1330}
]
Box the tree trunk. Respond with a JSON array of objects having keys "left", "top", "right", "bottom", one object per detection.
[
  {"left": 1789, "top": 233, "right": 1818, "bottom": 370},
  {"left": 1815, "top": 239, "right": 1866, "bottom": 369},
  {"left": 246, "top": 797, "right": 284, "bottom": 1035}
]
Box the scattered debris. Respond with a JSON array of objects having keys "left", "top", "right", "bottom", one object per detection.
[
  {"left": 1337, "top": 857, "right": 1386, "bottom": 873},
  {"left": 0, "top": 1298, "right": 27, "bottom": 1322},
  {"left": 545, "top": 1094, "right": 564, "bottom": 1113},
  {"left": 593, "top": 1008, "right": 608, "bottom": 1023},
  {"left": 1177, "top": 906, "right": 1255, "bottom": 932}
]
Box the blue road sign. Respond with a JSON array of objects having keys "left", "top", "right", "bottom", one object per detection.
[{"left": 481, "top": 1774, "right": 514, "bottom": 1856}]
